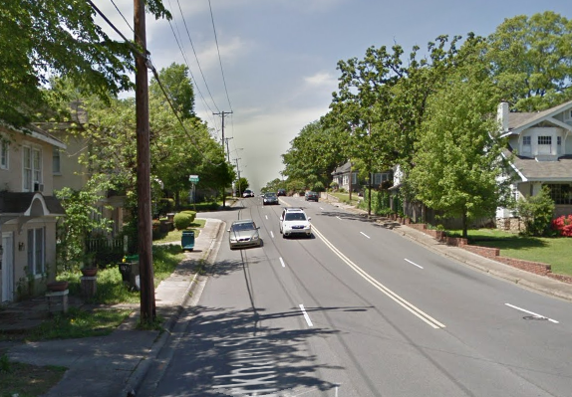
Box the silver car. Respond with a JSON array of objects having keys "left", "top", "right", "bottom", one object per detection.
[{"left": 228, "top": 219, "right": 262, "bottom": 249}]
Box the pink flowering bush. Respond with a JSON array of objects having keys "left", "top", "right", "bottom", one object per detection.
[{"left": 552, "top": 215, "right": 572, "bottom": 237}]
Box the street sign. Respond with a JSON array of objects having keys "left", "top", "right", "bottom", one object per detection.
[{"left": 189, "top": 174, "right": 199, "bottom": 183}]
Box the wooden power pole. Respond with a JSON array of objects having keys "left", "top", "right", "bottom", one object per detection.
[{"left": 134, "top": 0, "right": 156, "bottom": 323}]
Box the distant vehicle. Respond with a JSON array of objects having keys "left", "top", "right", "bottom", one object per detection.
[
  {"left": 277, "top": 188, "right": 286, "bottom": 197},
  {"left": 262, "top": 192, "right": 279, "bottom": 205},
  {"left": 279, "top": 208, "right": 312, "bottom": 238},
  {"left": 305, "top": 191, "right": 319, "bottom": 202},
  {"left": 228, "top": 219, "right": 261, "bottom": 249},
  {"left": 242, "top": 189, "right": 254, "bottom": 198}
]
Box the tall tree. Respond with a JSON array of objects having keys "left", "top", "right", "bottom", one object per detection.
[
  {"left": 0, "top": 0, "right": 169, "bottom": 126},
  {"left": 408, "top": 64, "right": 510, "bottom": 238},
  {"left": 486, "top": 11, "right": 572, "bottom": 111}
]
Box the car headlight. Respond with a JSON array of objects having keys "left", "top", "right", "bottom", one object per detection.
[{"left": 252, "top": 235, "right": 259, "bottom": 240}]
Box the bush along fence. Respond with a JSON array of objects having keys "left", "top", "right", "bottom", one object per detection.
[{"left": 407, "top": 223, "right": 572, "bottom": 284}]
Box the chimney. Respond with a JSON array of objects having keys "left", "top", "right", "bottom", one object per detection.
[{"left": 497, "top": 102, "right": 509, "bottom": 133}]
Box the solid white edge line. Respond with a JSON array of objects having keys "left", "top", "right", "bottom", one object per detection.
[
  {"left": 299, "top": 304, "right": 313, "bottom": 327},
  {"left": 360, "top": 232, "right": 371, "bottom": 239},
  {"left": 505, "top": 303, "right": 559, "bottom": 324},
  {"left": 270, "top": 231, "right": 274, "bottom": 239},
  {"left": 404, "top": 258, "right": 424, "bottom": 269},
  {"left": 279, "top": 257, "right": 285, "bottom": 268},
  {"left": 312, "top": 226, "right": 445, "bottom": 329}
]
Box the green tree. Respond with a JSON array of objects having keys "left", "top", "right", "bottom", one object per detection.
[
  {"left": 236, "top": 177, "right": 249, "bottom": 195},
  {"left": 0, "top": 0, "right": 169, "bottom": 126},
  {"left": 486, "top": 11, "right": 572, "bottom": 111},
  {"left": 409, "top": 64, "right": 510, "bottom": 238}
]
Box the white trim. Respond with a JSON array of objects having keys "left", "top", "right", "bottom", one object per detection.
[{"left": 29, "top": 130, "right": 66, "bottom": 149}]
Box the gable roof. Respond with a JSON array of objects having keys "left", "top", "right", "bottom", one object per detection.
[{"left": 507, "top": 99, "right": 572, "bottom": 134}]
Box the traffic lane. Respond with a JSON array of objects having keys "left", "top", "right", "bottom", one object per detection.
[
  {"left": 294, "top": 209, "right": 572, "bottom": 395},
  {"left": 276, "top": 225, "right": 568, "bottom": 396},
  {"left": 148, "top": 221, "right": 340, "bottom": 396}
]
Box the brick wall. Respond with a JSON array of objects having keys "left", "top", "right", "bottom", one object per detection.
[{"left": 406, "top": 223, "right": 568, "bottom": 282}]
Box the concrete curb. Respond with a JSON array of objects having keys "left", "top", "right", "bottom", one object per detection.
[{"left": 120, "top": 219, "right": 225, "bottom": 397}]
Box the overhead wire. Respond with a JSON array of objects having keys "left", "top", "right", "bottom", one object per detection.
[
  {"left": 207, "top": 0, "right": 233, "bottom": 112},
  {"left": 175, "top": 0, "right": 221, "bottom": 114},
  {"left": 108, "top": 0, "right": 133, "bottom": 32}
]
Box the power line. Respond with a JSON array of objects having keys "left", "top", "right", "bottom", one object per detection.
[
  {"left": 175, "top": 0, "right": 221, "bottom": 114},
  {"left": 208, "top": 0, "right": 233, "bottom": 111},
  {"left": 108, "top": 0, "right": 133, "bottom": 32}
]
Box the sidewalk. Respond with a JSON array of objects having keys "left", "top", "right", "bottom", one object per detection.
[
  {"left": 2, "top": 218, "right": 225, "bottom": 397},
  {"left": 327, "top": 199, "right": 572, "bottom": 302}
]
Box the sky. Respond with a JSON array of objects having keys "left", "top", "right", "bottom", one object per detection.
[{"left": 94, "top": 0, "right": 571, "bottom": 192}]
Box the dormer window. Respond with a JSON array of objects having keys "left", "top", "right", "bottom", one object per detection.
[
  {"left": 537, "top": 136, "right": 552, "bottom": 155},
  {"left": 522, "top": 136, "right": 531, "bottom": 154}
]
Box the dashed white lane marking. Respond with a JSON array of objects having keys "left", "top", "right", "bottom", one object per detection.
[
  {"left": 299, "top": 304, "right": 313, "bottom": 327},
  {"left": 505, "top": 303, "right": 559, "bottom": 323},
  {"left": 336, "top": 216, "right": 342, "bottom": 220},
  {"left": 265, "top": 215, "right": 268, "bottom": 220},
  {"left": 320, "top": 207, "right": 324, "bottom": 210},
  {"left": 404, "top": 258, "right": 424, "bottom": 269},
  {"left": 270, "top": 231, "right": 274, "bottom": 238},
  {"left": 279, "top": 257, "right": 285, "bottom": 268},
  {"left": 312, "top": 226, "right": 445, "bottom": 329},
  {"left": 360, "top": 232, "right": 371, "bottom": 239}
]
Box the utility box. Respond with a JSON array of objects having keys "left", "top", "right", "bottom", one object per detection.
[{"left": 181, "top": 230, "right": 195, "bottom": 251}]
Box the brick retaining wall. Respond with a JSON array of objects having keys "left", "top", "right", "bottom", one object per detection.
[{"left": 408, "top": 223, "right": 567, "bottom": 282}]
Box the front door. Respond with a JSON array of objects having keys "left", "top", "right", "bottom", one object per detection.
[{"left": 1, "top": 232, "right": 14, "bottom": 302}]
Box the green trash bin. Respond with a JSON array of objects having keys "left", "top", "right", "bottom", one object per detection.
[{"left": 181, "top": 230, "right": 195, "bottom": 251}]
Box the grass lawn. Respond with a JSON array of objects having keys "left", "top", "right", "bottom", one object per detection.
[
  {"left": 328, "top": 192, "right": 362, "bottom": 206},
  {"left": 446, "top": 228, "right": 572, "bottom": 276},
  {"left": 0, "top": 355, "right": 66, "bottom": 397},
  {"left": 153, "top": 219, "right": 206, "bottom": 244}
]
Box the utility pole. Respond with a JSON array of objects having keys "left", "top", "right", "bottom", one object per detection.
[
  {"left": 134, "top": 0, "right": 155, "bottom": 323},
  {"left": 234, "top": 157, "right": 241, "bottom": 195},
  {"left": 213, "top": 110, "right": 233, "bottom": 156},
  {"left": 224, "top": 137, "right": 233, "bottom": 163}
]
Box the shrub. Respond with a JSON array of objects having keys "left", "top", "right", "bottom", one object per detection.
[
  {"left": 181, "top": 210, "right": 196, "bottom": 223},
  {"left": 516, "top": 186, "right": 555, "bottom": 236},
  {"left": 552, "top": 215, "right": 572, "bottom": 237},
  {"left": 174, "top": 212, "right": 193, "bottom": 230}
]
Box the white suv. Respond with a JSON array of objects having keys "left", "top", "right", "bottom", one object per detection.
[{"left": 279, "top": 208, "right": 312, "bottom": 238}]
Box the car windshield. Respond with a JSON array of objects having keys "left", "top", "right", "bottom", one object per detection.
[
  {"left": 285, "top": 213, "right": 306, "bottom": 221},
  {"left": 265, "top": 193, "right": 277, "bottom": 198},
  {"left": 231, "top": 222, "right": 255, "bottom": 232}
]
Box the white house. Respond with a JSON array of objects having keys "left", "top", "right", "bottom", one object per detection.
[{"left": 496, "top": 101, "right": 572, "bottom": 229}]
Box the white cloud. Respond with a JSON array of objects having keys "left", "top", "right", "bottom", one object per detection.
[{"left": 304, "top": 71, "right": 337, "bottom": 88}]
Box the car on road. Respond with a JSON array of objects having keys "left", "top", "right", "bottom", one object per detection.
[
  {"left": 279, "top": 208, "right": 312, "bottom": 238},
  {"left": 242, "top": 189, "right": 254, "bottom": 198},
  {"left": 277, "top": 188, "right": 286, "bottom": 197},
  {"left": 228, "top": 219, "right": 261, "bottom": 249},
  {"left": 262, "top": 192, "right": 279, "bottom": 205},
  {"left": 305, "top": 191, "right": 319, "bottom": 202}
]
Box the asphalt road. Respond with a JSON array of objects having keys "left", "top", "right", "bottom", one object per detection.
[{"left": 140, "top": 196, "right": 572, "bottom": 397}]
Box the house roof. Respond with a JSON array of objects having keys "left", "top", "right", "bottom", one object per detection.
[
  {"left": 0, "top": 192, "right": 65, "bottom": 217},
  {"left": 508, "top": 99, "right": 572, "bottom": 132},
  {"left": 331, "top": 161, "right": 351, "bottom": 175},
  {"left": 505, "top": 149, "right": 572, "bottom": 182},
  {"left": 0, "top": 121, "right": 66, "bottom": 149}
]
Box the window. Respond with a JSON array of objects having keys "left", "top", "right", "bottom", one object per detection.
[
  {"left": 0, "top": 139, "right": 8, "bottom": 169},
  {"left": 52, "top": 147, "right": 61, "bottom": 174},
  {"left": 522, "top": 136, "right": 531, "bottom": 152},
  {"left": 351, "top": 172, "right": 357, "bottom": 184},
  {"left": 538, "top": 136, "right": 552, "bottom": 145},
  {"left": 23, "top": 146, "right": 42, "bottom": 191},
  {"left": 27, "top": 227, "right": 45, "bottom": 275},
  {"left": 546, "top": 184, "right": 572, "bottom": 205}
]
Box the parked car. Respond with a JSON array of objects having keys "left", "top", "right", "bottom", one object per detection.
[
  {"left": 262, "top": 192, "right": 279, "bottom": 205},
  {"left": 277, "top": 188, "right": 286, "bottom": 197},
  {"left": 279, "top": 208, "right": 312, "bottom": 238},
  {"left": 228, "top": 219, "right": 261, "bottom": 249},
  {"left": 242, "top": 189, "right": 254, "bottom": 198},
  {"left": 305, "top": 191, "right": 319, "bottom": 202}
]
